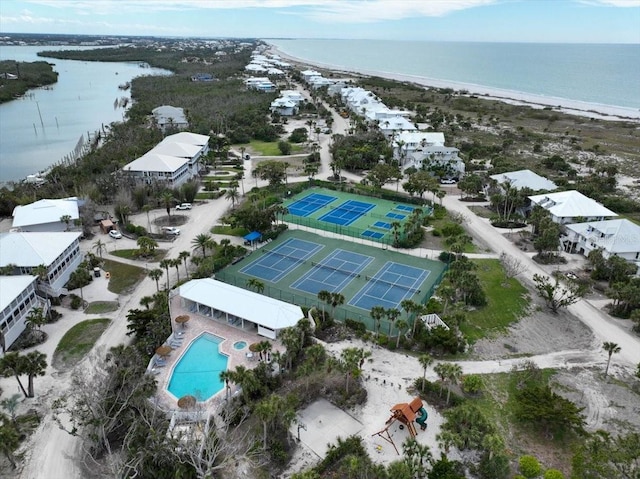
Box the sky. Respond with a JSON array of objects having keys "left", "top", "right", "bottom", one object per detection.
[{"left": 1, "top": 0, "right": 639, "bottom": 43}]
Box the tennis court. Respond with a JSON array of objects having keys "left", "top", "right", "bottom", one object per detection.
[
  {"left": 291, "top": 249, "right": 373, "bottom": 295},
  {"left": 287, "top": 192, "right": 336, "bottom": 217},
  {"left": 318, "top": 200, "right": 376, "bottom": 226},
  {"left": 239, "top": 238, "right": 324, "bottom": 282},
  {"left": 349, "top": 262, "right": 430, "bottom": 310},
  {"left": 218, "top": 230, "right": 448, "bottom": 333}
]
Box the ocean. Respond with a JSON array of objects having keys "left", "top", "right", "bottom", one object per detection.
[
  {"left": 0, "top": 46, "right": 170, "bottom": 183},
  {"left": 268, "top": 39, "right": 640, "bottom": 114}
]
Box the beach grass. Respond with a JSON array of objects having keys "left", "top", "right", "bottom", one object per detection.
[
  {"left": 84, "top": 301, "right": 119, "bottom": 314},
  {"left": 53, "top": 318, "right": 110, "bottom": 369}
]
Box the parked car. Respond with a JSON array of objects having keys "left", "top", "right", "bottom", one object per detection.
[
  {"left": 176, "top": 203, "right": 192, "bottom": 210},
  {"left": 93, "top": 267, "right": 101, "bottom": 278},
  {"left": 440, "top": 178, "right": 456, "bottom": 185},
  {"left": 162, "top": 226, "right": 181, "bottom": 235},
  {"left": 109, "top": 230, "right": 122, "bottom": 239}
]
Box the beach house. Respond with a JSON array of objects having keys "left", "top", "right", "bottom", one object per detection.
[
  {"left": 270, "top": 98, "right": 298, "bottom": 116},
  {"left": 489, "top": 169, "right": 558, "bottom": 192},
  {"left": 562, "top": 219, "right": 640, "bottom": 267},
  {"left": 1, "top": 275, "right": 49, "bottom": 353},
  {"left": 0, "top": 232, "right": 83, "bottom": 298},
  {"left": 179, "top": 278, "right": 304, "bottom": 340},
  {"left": 528, "top": 190, "right": 618, "bottom": 225},
  {"left": 11, "top": 197, "right": 80, "bottom": 232},
  {"left": 122, "top": 132, "right": 209, "bottom": 188},
  {"left": 152, "top": 105, "right": 189, "bottom": 132}
]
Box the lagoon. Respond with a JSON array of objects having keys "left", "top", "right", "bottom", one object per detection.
[{"left": 0, "top": 46, "right": 171, "bottom": 183}]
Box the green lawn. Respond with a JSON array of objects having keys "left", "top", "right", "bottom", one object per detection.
[
  {"left": 110, "top": 248, "right": 167, "bottom": 262},
  {"left": 244, "top": 140, "right": 304, "bottom": 156},
  {"left": 84, "top": 301, "right": 119, "bottom": 314},
  {"left": 53, "top": 318, "right": 111, "bottom": 369},
  {"left": 102, "top": 259, "right": 147, "bottom": 294},
  {"left": 462, "top": 259, "right": 530, "bottom": 343}
]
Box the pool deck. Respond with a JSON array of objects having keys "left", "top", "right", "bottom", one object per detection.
[{"left": 150, "top": 294, "right": 285, "bottom": 411}]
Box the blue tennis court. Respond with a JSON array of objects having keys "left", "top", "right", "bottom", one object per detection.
[
  {"left": 318, "top": 200, "right": 375, "bottom": 226},
  {"left": 239, "top": 238, "right": 323, "bottom": 282},
  {"left": 349, "top": 261, "right": 431, "bottom": 310},
  {"left": 396, "top": 205, "right": 415, "bottom": 212},
  {"left": 373, "top": 221, "right": 392, "bottom": 229},
  {"left": 361, "top": 230, "right": 385, "bottom": 239},
  {"left": 288, "top": 193, "right": 336, "bottom": 217},
  {"left": 386, "top": 212, "right": 406, "bottom": 220},
  {"left": 291, "top": 250, "right": 373, "bottom": 295}
]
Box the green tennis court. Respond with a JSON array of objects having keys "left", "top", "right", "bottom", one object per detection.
[{"left": 216, "top": 230, "right": 447, "bottom": 333}]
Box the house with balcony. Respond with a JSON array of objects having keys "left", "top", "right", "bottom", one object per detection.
[
  {"left": 12, "top": 197, "right": 80, "bottom": 232},
  {"left": 1, "top": 275, "right": 49, "bottom": 353},
  {"left": 0, "top": 232, "right": 83, "bottom": 297},
  {"left": 122, "top": 132, "right": 209, "bottom": 188},
  {"left": 528, "top": 190, "right": 618, "bottom": 225},
  {"left": 270, "top": 98, "right": 298, "bottom": 116},
  {"left": 489, "top": 169, "right": 558, "bottom": 192},
  {"left": 562, "top": 219, "right": 640, "bottom": 266}
]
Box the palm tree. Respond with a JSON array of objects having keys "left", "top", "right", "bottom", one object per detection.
[
  {"left": 229, "top": 365, "right": 257, "bottom": 404},
  {"left": 370, "top": 306, "right": 386, "bottom": 339},
  {"left": 433, "top": 363, "right": 448, "bottom": 397},
  {"left": 219, "top": 370, "right": 233, "bottom": 403},
  {"left": 92, "top": 239, "right": 106, "bottom": 259},
  {"left": 400, "top": 299, "right": 421, "bottom": 338},
  {"left": 445, "top": 363, "right": 463, "bottom": 404},
  {"left": 317, "top": 290, "right": 332, "bottom": 319},
  {"left": 136, "top": 236, "right": 158, "bottom": 257},
  {"left": 142, "top": 204, "right": 153, "bottom": 232},
  {"left": 0, "top": 352, "right": 28, "bottom": 397},
  {"left": 159, "top": 259, "right": 172, "bottom": 290},
  {"left": 148, "top": 268, "right": 163, "bottom": 292},
  {"left": 329, "top": 292, "right": 345, "bottom": 318},
  {"left": 25, "top": 307, "right": 46, "bottom": 339},
  {"left": 340, "top": 347, "right": 370, "bottom": 395},
  {"left": 60, "top": 214, "right": 72, "bottom": 231},
  {"left": 418, "top": 353, "right": 433, "bottom": 383},
  {"left": 246, "top": 278, "right": 264, "bottom": 294},
  {"left": 0, "top": 421, "right": 20, "bottom": 469},
  {"left": 139, "top": 296, "right": 154, "bottom": 310},
  {"left": 395, "top": 319, "right": 409, "bottom": 348},
  {"left": 22, "top": 351, "right": 47, "bottom": 398},
  {"left": 385, "top": 308, "right": 401, "bottom": 336},
  {"left": 256, "top": 340, "right": 272, "bottom": 361},
  {"left": 192, "top": 233, "right": 215, "bottom": 257},
  {"left": 160, "top": 191, "right": 174, "bottom": 218},
  {"left": 225, "top": 187, "right": 240, "bottom": 207},
  {"left": 171, "top": 258, "right": 181, "bottom": 283},
  {"left": 178, "top": 250, "right": 190, "bottom": 279},
  {"left": 32, "top": 264, "right": 48, "bottom": 283},
  {"left": 603, "top": 342, "right": 621, "bottom": 377}
]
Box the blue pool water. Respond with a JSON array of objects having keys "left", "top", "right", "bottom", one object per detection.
[
  {"left": 233, "top": 341, "right": 247, "bottom": 350},
  {"left": 167, "top": 333, "right": 228, "bottom": 401}
]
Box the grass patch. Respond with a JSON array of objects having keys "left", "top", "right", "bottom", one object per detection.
[
  {"left": 53, "top": 318, "right": 110, "bottom": 369},
  {"left": 462, "top": 259, "right": 530, "bottom": 343},
  {"left": 102, "top": 259, "right": 147, "bottom": 294},
  {"left": 84, "top": 301, "right": 119, "bottom": 314},
  {"left": 245, "top": 140, "right": 304, "bottom": 156},
  {"left": 211, "top": 225, "right": 250, "bottom": 236},
  {"left": 110, "top": 248, "right": 167, "bottom": 262}
]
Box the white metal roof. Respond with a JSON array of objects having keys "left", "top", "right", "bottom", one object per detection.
[
  {"left": 152, "top": 105, "right": 187, "bottom": 124},
  {"left": 179, "top": 279, "right": 303, "bottom": 331},
  {"left": 124, "top": 153, "right": 189, "bottom": 173},
  {"left": 529, "top": 190, "right": 617, "bottom": 219},
  {"left": 12, "top": 197, "right": 79, "bottom": 228},
  {"left": 490, "top": 169, "right": 557, "bottom": 191},
  {"left": 152, "top": 141, "right": 201, "bottom": 158},
  {"left": 164, "top": 132, "right": 209, "bottom": 147},
  {"left": 566, "top": 219, "right": 640, "bottom": 253},
  {"left": 0, "top": 276, "right": 37, "bottom": 311},
  {"left": 0, "top": 232, "right": 81, "bottom": 267},
  {"left": 395, "top": 132, "right": 445, "bottom": 146}
]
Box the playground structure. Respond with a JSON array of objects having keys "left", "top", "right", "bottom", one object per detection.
[{"left": 372, "top": 397, "right": 429, "bottom": 454}]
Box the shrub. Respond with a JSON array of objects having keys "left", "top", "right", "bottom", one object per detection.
[
  {"left": 278, "top": 140, "right": 292, "bottom": 155},
  {"left": 288, "top": 127, "right": 308, "bottom": 143},
  {"left": 462, "top": 374, "right": 484, "bottom": 395},
  {"left": 345, "top": 318, "right": 366, "bottom": 335},
  {"left": 69, "top": 294, "right": 83, "bottom": 310},
  {"left": 519, "top": 455, "right": 542, "bottom": 478},
  {"left": 439, "top": 251, "right": 455, "bottom": 263},
  {"left": 544, "top": 470, "right": 565, "bottom": 479}
]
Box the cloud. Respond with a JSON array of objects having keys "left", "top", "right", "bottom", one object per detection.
[
  {"left": 577, "top": 0, "right": 640, "bottom": 6},
  {"left": 24, "top": 0, "right": 500, "bottom": 21}
]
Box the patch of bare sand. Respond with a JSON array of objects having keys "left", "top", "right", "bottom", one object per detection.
[{"left": 471, "top": 307, "right": 595, "bottom": 360}]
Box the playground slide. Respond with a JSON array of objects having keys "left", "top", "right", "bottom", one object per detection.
[{"left": 416, "top": 407, "right": 428, "bottom": 430}]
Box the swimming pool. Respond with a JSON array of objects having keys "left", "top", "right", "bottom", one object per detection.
[
  {"left": 167, "top": 333, "right": 228, "bottom": 401},
  {"left": 233, "top": 341, "right": 247, "bottom": 350}
]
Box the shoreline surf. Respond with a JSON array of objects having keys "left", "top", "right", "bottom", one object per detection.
[{"left": 265, "top": 41, "right": 640, "bottom": 122}]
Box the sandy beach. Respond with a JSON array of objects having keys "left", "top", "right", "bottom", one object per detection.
[{"left": 266, "top": 42, "right": 640, "bottom": 122}]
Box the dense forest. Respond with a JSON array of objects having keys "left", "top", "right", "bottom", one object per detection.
[{"left": 0, "top": 60, "right": 58, "bottom": 103}]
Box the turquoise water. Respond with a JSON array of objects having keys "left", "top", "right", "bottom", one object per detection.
[
  {"left": 168, "top": 333, "right": 228, "bottom": 401},
  {"left": 268, "top": 40, "right": 640, "bottom": 111},
  {"left": 233, "top": 341, "right": 247, "bottom": 350}
]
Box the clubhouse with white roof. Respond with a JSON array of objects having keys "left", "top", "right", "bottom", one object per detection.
[{"left": 179, "top": 279, "right": 304, "bottom": 340}]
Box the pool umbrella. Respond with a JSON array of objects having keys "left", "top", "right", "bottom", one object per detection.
[
  {"left": 177, "top": 395, "right": 197, "bottom": 409},
  {"left": 156, "top": 345, "right": 172, "bottom": 357},
  {"left": 175, "top": 315, "right": 190, "bottom": 329}
]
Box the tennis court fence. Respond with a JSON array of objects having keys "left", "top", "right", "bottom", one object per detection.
[
  {"left": 214, "top": 264, "right": 448, "bottom": 334},
  {"left": 284, "top": 214, "right": 398, "bottom": 246}
]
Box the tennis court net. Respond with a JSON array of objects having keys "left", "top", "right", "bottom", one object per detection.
[
  {"left": 262, "top": 249, "right": 307, "bottom": 264},
  {"left": 365, "top": 276, "right": 421, "bottom": 294},
  {"left": 329, "top": 205, "right": 370, "bottom": 215},
  {"left": 312, "top": 261, "right": 361, "bottom": 278}
]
